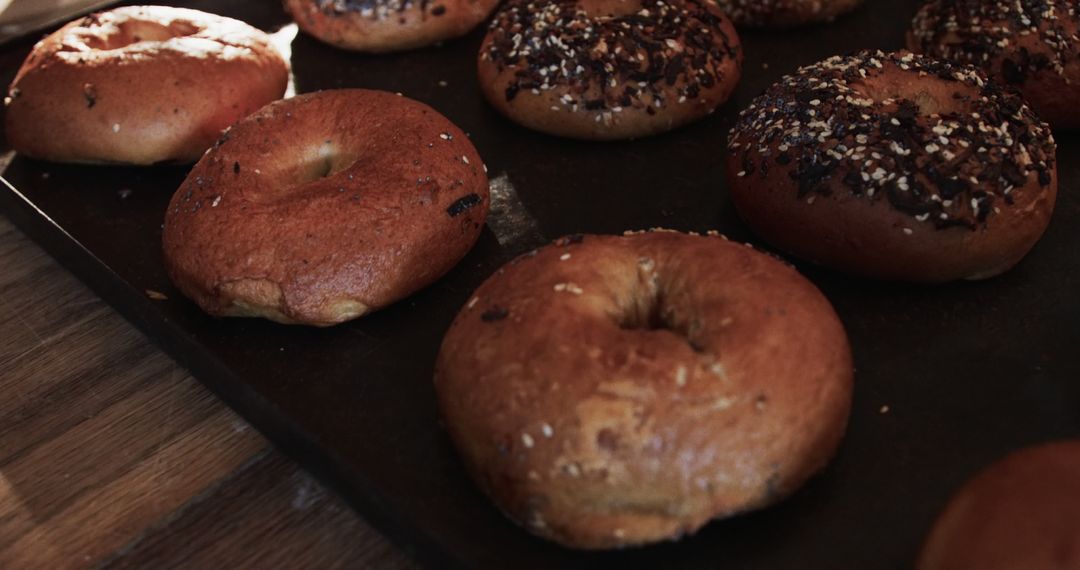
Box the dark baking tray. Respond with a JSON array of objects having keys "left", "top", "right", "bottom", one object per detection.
[{"left": 1, "top": 0, "right": 1078, "bottom": 567}]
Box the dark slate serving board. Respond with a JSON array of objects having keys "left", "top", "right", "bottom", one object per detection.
[{"left": 1, "top": 0, "right": 1077, "bottom": 567}]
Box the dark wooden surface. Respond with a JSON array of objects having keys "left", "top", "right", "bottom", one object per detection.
[{"left": 0, "top": 215, "right": 415, "bottom": 568}]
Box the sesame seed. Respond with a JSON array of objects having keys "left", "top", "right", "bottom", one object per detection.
[{"left": 675, "top": 366, "right": 687, "bottom": 387}]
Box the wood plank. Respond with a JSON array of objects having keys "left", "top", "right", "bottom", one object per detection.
[
  {"left": 0, "top": 215, "right": 413, "bottom": 568},
  {"left": 0, "top": 406, "right": 264, "bottom": 566},
  {"left": 101, "top": 452, "right": 415, "bottom": 570}
]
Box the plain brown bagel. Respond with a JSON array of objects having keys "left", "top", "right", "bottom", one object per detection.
[
  {"left": 727, "top": 50, "right": 1057, "bottom": 282},
  {"left": 284, "top": 0, "right": 500, "bottom": 52},
  {"left": 715, "top": 0, "right": 863, "bottom": 28},
  {"left": 917, "top": 440, "right": 1080, "bottom": 570},
  {"left": 162, "top": 89, "right": 490, "bottom": 326},
  {"left": 909, "top": 0, "right": 1080, "bottom": 130},
  {"left": 435, "top": 231, "right": 853, "bottom": 549},
  {"left": 5, "top": 6, "right": 288, "bottom": 165},
  {"left": 478, "top": 0, "right": 743, "bottom": 140}
]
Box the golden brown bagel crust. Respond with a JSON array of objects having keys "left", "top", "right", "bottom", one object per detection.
[
  {"left": 917, "top": 440, "right": 1080, "bottom": 570},
  {"left": 727, "top": 50, "right": 1058, "bottom": 282},
  {"left": 284, "top": 0, "right": 500, "bottom": 52},
  {"left": 478, "top": 0, "right": 743, "bottom": 140},
  {"left": 716, "top": 0, "right": 862, "bottom": 28},
  {"left": 162, "top": 89, "right": 490, "bottom": 326},
  {"left": 435, "top": 231, "right": 853, "bottom": 549},
  {"left": 909, "top": 0, "right": 1080, "bottom": 130},
  {"left": 5, "top": 6, "right": 288, "bottom": 165}
]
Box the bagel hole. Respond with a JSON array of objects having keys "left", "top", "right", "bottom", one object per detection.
[
  {"left": 299, "top": 143, "right": 359, "bottom": 183},
  {"left": 859, "top": 76, "right": 970, "bottom": 116},
  {"left": 619, "top": 288, "right": 705, "bottom": 353},
  {"left": 253, "top": 144, "right": 360, "bottom": 203},
  {"left": 580, "top": 0, "right": 645, "bottom": 18},
  {"left": 596, "top": 428, "right": 620, "bottom": 451},
  {"left": 90, "top": 20, "right": 200, "bottom": 50}
]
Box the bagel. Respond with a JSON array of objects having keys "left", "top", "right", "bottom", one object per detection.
[
  {"left": 908, "top": 0, "right": 1080, "bottom": 130},
  {"left": 478, "top": 0, "right": 743, "bottom": 140},
  {"left": 715, "top": 0, "right": 863, "bottom": 28},
  {"left": 5, "top": 6, "right": 289, "bottom": 165},
  {"left": 162, "top": 89, "right": 489, "bottom": 326},
  {"left": 435, "top": 231, "right": 853, "bottom": 549},
  {"left": 284, "top": 0, "right": 500, "bottom": 52},
  {"left": 917, "top": 440, "right": 1080, "bottom": 570},
  {"left": 727, "top": 50, "right": 1057, "bottom": 282}
]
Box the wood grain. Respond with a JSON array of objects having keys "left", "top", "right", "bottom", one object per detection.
[{"left": 0, "top": 215, "right": 415, "bottom": 568}]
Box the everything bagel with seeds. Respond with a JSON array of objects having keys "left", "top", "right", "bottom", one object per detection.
[
  {"left": 478, "top": 0, "right": 743, "bottom": 140},
  {"left": 435, "top": 231, "right": 853, "bottom": 549},
  {"left": 715, "top": 0, "right": 863, "bottom": 28},
  {"left": 162, "top": 89, "right": 489, "bottom": 326},
  {"left": 284, "top": 0, "right": 501, "bottom": 52},
  {"left": 908, "top": 0, "right": 1080, "bottom": 130},
  {"left": 5, "top": 6, "right": 288, "bottom": 164},
  {"left": 727, "top": 50, "right": 1057, "bottom": 282}
]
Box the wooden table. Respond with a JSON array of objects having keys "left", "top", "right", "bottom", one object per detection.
[{"left": 0, "top": 215, "right": 415, "bottom": 567}]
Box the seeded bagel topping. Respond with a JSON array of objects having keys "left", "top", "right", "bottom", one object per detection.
[
  {"left": 911, "top": 0, "right": 1079, "bottom": 84},
  {"left": 483, "top": 0, "right": 739, "bottom": 112},
  {"left": 728, "top": 50, "right": 1056, "bottom": 229}
]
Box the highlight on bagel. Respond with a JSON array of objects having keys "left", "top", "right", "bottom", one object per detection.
[
  {"left": 4, "top": 5, "right": 289, "bottom": 164},
  {"left": 162, "top": 89, "right": 490, "bottom": 326},
  {"left": 435, "top": 230, "right": 854, "bottom": 549}
]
